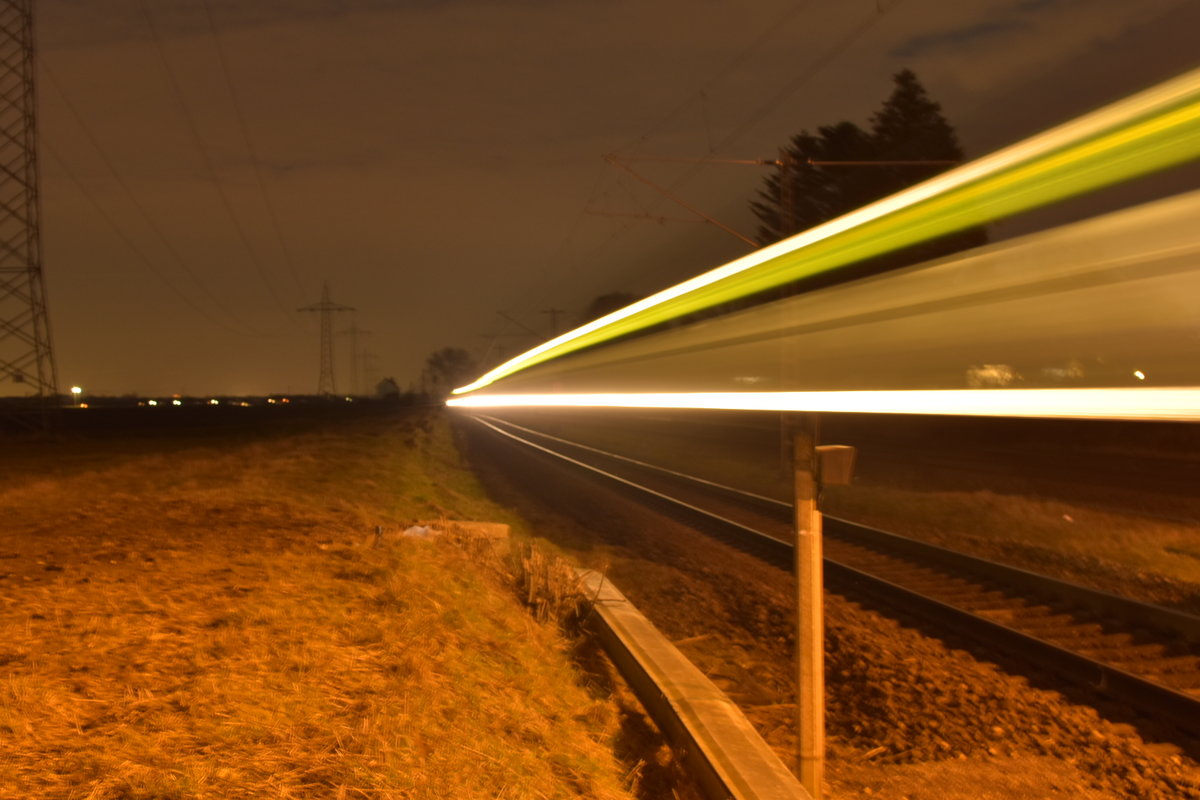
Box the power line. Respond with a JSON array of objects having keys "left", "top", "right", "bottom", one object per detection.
[
  {"left": 541, "top": 307, "right": 565, "bottom": 338},
  {"left": 612, "top": 1, "right": 813, "bottom": 155},
  {"left": 198, "top": 0, "right": 308, "bottom": 300},
  {"left": 584, "top": 210, "right": 708, "bottom": 224},
  {"left": 515, "top": 4, "right": 812, "bottom": 318},
  {"left": 41, "top": 144, "right": 268, "bottom": 336},
  {"left": 298, "top": 282, "right": 354, "bottom": 396},
  {"left": 602, "top": 154, "right": 757, "bottom": 246},
  {"left": 630, "top": 2, "right": 907, "bottom": 221},
  {"left": 711, "top": 3, "right": 902, "bottom": 155},
  {"left": 337, "top": 314, "right": 370, "bottom": 395},
  {"left": 137, "top": 0, "right": 298, "bottom": 326},
  {"left": 576, "top": 1, "right": 908, "bottom": 267},
  {"left": 40, "top": 64, "right": 269, "bottom": 336},
  {"left": 497, "top": 311, "right": 543, "bottom": 339},
  {"left": 513, "top": 2, "right": 907, "bottom": 328}
]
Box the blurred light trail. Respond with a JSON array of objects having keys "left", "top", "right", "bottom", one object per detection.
[
  {"left": 448, "top": 388, "right": 1200, "bottom": 421},
  {"left": 448, "top": 189, "right": 1200, "bottom": 419},
  {"left": 453, "top": 67, "right": 1200, "bottom": 397}
]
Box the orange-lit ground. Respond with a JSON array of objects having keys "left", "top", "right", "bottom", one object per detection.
[
  {"left": 0, "top": 413, "right": 676, "bottom": 799},
  {"left": 459, "top": 416, "right": 1200, "bottom": 800}
]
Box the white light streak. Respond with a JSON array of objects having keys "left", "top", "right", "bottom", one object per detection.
[
  {"left": 452, "top": 68, "right": 1200, "bottom": 397},
  {"left": 447, "top": 388, "right": 1200, "bottom": 421}
]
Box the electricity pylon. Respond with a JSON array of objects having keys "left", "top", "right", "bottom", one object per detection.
[
  {"left": 360, "top": 350, "right": 378, "bottom": 396},
  {"left": 298, "top": 282, "right": 353, "bottom": 397},
  {"left": 337, "top": 315, "right": 370, "bottom": 396},
  {"left": 0, "top": 0, "right": 58, "bottom": 427}
]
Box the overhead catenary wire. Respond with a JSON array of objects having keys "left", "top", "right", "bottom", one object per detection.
[
  {"left": 137, "top": 0, "right": 299, "bottom": 327},
  {"left": 511, "top": 2, "right": 815, "bottom": 325},
  {"left": 616, "top": 0, "right": 909, "bottom": 237},
  {"left": 611, "top": 0, "right": 813, "bottom": 155},
  {"left": 611, "top": 0, "right": 904, "bottom": 199},
  {"left": 603, "top": 154, "right": 757, "bottom": 246},
  {"left": 710, "top": 2, "right": 904, "bottom": 156},
  {"left": 565, "top": 2, "right": 906, "bottom": 288}
]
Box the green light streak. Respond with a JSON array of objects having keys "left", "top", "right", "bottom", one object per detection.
[{"left": 456, "top": 68, "right": 1200, "bottom": 395}]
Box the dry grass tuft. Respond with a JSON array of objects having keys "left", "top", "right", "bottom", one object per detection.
[
  {"left": 514, "top": 543, "right": 590, "bottom": 625},
  {"left": 0, "top": 412, "right": 652, "bottom": 799}
]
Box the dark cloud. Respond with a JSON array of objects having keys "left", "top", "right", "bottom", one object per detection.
[
  {"left": 1013, "top": 0, "right": 1061, "bottom": 11},
  {"left": 42, "top": 0, "right": 453, "bottom": 48},
  {"left": 890, "top": 19, "right": 1027, "bottom": 58}
]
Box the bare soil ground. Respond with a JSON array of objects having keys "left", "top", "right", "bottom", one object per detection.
[
  {"left": 0, "top": 411, "right": 686, "bottom": 799},
  {"left": 457, "top": 415, "right": 1200, "bottom": 800}
]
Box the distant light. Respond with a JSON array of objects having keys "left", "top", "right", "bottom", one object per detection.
[
  {"left": 78, "top": 402, "right": 88, "bottom": 409},
  {"left": 208, "top": 398, "right": 219, "bottom": 405},
  {"left": 147, "top": 399, "right": 158, "bottom": 406},
  {"left": 237, "top": 401, "right": 250, "bottom": 407},
  {"left": 447, "top": 388, "right": 1200, "bottom": 421},
  {"left": 267, "top": 398, "right": 277, "bottom": 404},
  {"left": 70, "top": 386, "right": 81, "bottom": 396},
  {"left": 1134, "top": 370, "right": 1146, "bottom": 380},
  {"left": 281, "top": 397, "right": 290, "bottom": 404},
  {"left": 172, "top": 399, "right": 182, "bottom": 406},
  {"left": 344, "top": 396, "right": 353, "bottom": 402}
]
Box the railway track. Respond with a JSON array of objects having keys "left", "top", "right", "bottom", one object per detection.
[{"left": 467, "top": 414, "right": 1200, "bottom": 738}]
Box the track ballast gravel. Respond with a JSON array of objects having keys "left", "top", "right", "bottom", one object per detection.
[{"left": 458, "top": 418, "right": 1200, "bottom": 800}]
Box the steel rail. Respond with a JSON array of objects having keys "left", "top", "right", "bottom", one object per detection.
[{"left": 466, "top": 414, "right": 1200, "bottom": 736}]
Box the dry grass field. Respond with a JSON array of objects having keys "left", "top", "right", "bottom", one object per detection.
[{"left": 0, "top": 411, "right": 672, "bottom": 799}]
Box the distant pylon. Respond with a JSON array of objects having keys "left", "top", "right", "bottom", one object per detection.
[
  {"left": 298, "top": 282, "right": 353, "bottom": 396},
  {"left": 0, "top": 0, "right": 59, "bottom": 426},
  {"left": 337, "top": 315, "right": 371, "bottom": 396},
  {"left": 361, "top": 350, "right": 378, "bottom": 395}
]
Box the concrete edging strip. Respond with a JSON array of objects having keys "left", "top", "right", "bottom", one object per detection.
[{"left": 577, "top": 569, "right": 810, "bottom": 800}]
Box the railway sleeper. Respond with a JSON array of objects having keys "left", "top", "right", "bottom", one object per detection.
[
  {"left": 1005, "top": 612, "right": 1096, "bottom": 634},
  {"left": 1072, "top": 641, "right": 1173, "bottom": 660},
  {"left": 963, "top": 603, "right": 1060, "bottom": 623},
  {"left": 863, "top": 570, "right": 977, "bottom": 591},
  {"left": 1132, "top": 654, "right": 1200, "bottom": 674},
  {"left": 1044, "top": 628, "right": 1189, "bottom": 651},
  {"left": 938, "top": 596, "right": 1034, "bottom": 614}
]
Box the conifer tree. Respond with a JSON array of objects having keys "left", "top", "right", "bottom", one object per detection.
[{"left": 751, "top": 70, "right": 986, "bottom": 264}]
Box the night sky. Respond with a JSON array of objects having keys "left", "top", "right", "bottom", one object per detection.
[{"left": 32, "top": 0, "right": 1200, "bottom": 397}]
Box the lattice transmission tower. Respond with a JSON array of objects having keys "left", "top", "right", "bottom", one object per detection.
[
  {"left": 0, "top": 0, "right": 58, "bottom": 420},
  {"left": 298, "top": 282, "right": 353, "bottom": 397},
  {"left": 338, "top": 315, "right": 370, "bottom": 396}
]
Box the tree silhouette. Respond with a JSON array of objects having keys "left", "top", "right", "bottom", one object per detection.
[
  {"left": 751, "top": 70, "right": 986, "bottom": 269},
  {"left": 421, "top": 347, "right": 477, "bottom": 398},
  {"left": 578, "top": 292, "right": 640, "bottom": 327}
]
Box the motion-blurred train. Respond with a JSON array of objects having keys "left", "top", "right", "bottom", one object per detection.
[
  {"left": 464, "top": 188, "right": 1200, "bottom": 396},
  {"left": 450, "top": 68, "right": 1200, "bottom": 421},
  {"left": 450, "top": 187, "right": 1200, "bottom": 421}
]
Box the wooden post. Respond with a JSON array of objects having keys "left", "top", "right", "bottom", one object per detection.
[{"left": 793, "top": 415, "right": 824, "bottom": 799}]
